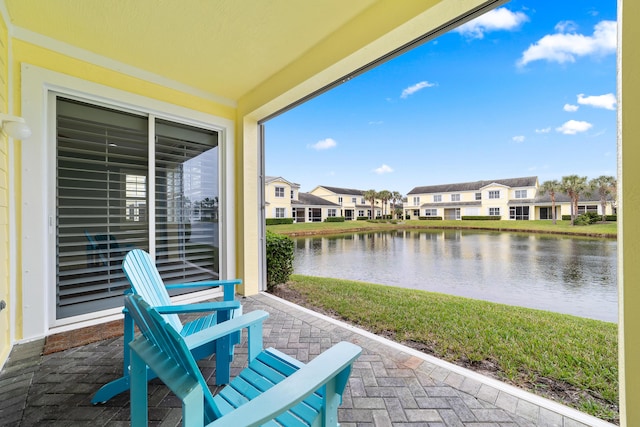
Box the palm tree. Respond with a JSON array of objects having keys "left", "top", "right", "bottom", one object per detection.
[
  {"left": 391, "top": 191, "right": 403, "bottom": 219},
  {"left": 589, "top": 175, "right": 617, "bottom": 222},
  {"left": 378, "top": 190, "right": 392, "bottom": 218},
  {"left": 362, "top": 189, "right": 378, "bottom": 219},
  {"left": 560, "top": 175, "right": 589, "bottom": 225},
  {"left": 538, "top": 180, "right": 561, "bottom": 224}
]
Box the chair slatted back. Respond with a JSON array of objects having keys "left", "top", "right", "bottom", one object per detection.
[
  {"left": 125, "top": 293, "right": 221, "bottom": 423},
  {"left": 122, "top": 249, "right": 183, "bottom": 332}
]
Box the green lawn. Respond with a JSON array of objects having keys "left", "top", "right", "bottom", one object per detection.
[
  {"left": 279, "top": 275, "right": 619, "bottom": 423},
  {"left": 268, "top": 219, "right": 617, "bottom": 238}
]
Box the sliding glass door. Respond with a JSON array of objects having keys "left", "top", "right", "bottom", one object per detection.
[{"left": 56, "top": 97, "right": 219, "bottom": 319}]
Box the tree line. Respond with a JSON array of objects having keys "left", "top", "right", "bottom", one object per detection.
[{"left": 362, "top": 189, "right": 405, "bottom": 219}]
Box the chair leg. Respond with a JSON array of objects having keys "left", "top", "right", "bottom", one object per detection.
[
  {"left": 130, "top": 350, "right": 148, "bottom": 427},
  {"left": 215, "top": 335, "right": 231, "bottom": 385},
  {"left": 322, "top": 380, "right": 341, "bottom": 427},
  {"left": 90, "top": 310, "right": 136, "bottom": 404},
  {"left": 181, "top": 386, "right": 205, "bottom": 427}
]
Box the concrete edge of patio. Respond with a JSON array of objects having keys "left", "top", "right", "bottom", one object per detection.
[{"left": 258, "top": 292, "right": 615, "bottom": 427}]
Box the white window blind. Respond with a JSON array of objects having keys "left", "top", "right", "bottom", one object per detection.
[
  {"left": 56, "top": 98, "right": 148, "bottom": 319},
  {"left": 56, "top": 98, "right": 220, "bottom": 319}
]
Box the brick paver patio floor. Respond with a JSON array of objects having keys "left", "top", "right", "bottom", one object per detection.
[{"left": 0, "top": 293, "right": 614, "bottom": 426}]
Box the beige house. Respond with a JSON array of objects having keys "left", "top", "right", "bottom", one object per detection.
[
  {"left": 265, "top": 176, "right": 339, "bottom": 222},
  {"left": 1, "top": 2, "right": 639, "bottom": 424},
  {"left": 406, "top": 176, "right": 614, "bottom": 220},
  {"left": 293, "top": 192, "right": 341, "bottom": 223},
  {"left": 265, "top": 176, "right": 300, "bottom": 220},
  {"left": 309, "top": 185, "right": 382, "bottom": 219}
]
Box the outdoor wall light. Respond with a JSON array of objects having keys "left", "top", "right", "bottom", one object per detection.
[{"left": 0, "top": 113, "right": 32, "bottom": 140}]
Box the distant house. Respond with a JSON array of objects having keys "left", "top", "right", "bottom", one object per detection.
[
  {"left": 309, "top": 185, "right": 382, "bottom": 220},
  {"left": 405, "top": 176, "right": 614, "bottom": 220},
  {"left": 293, "top": 193, "right": 341, "bottom": 222},
  {"left": 265, "top": 176, "right": 300, "bottom": 220},
  {"left": 265, "top": 177, "right": 340, "bottom": 222}
]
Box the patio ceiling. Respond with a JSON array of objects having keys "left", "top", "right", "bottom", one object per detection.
[{"left": 5, "top": 0, "right": 386, "bottom": 102}]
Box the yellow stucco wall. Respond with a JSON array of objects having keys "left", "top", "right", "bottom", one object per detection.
[
  {"left": 0, "top": 12, "right": 9, "bottom": 365},
  {"left": 12, "top": 40, "right": 236, "bottom": 121},
  {"left": 619, "top": 1, "right": 639, "bottom": 425}
]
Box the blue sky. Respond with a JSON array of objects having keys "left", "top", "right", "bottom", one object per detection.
[{"left": 265, "top": 1, "right": 617, "bottom": 196}]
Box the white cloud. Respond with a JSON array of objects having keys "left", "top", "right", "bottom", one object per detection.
[
  {"left": 400, "top": 81, "right": 436, "bottom": 99},
  {"left": 555, "top": 20, "right": 578, "bottom": 33},
  {"left": 563, "top": 104, "right": 579, "bottom": 112},
  {"left": 512, "top": 135, "right": 525, "bottom": 143},
  {"left": 455, "top": 7, "right": 529, "bottom": 39},
  {"left": 308, "top": 138, "right": 337, "bottom": 150},
  {"left": 577, "top": 93, "right": 617, "bottom": 110},
  {"left": 556, "top": 120, "right": 593, "bottom": 135},
  {"left": 535, "top": 127, "right": 551, "bottom": 133},
  {"left": 517, "top": 20, "right": 616, "bottom": 67},
  {"left": 373, "top": 164, "right": 394, "bottom": 174}
]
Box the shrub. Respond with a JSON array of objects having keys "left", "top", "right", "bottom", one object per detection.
[
  {"left": 562, "top": 215, "right": 572, "bottom": 221},
  {"left": 265, "top": 230, "right": 294, "bottom": 290},
  {"left": 266, "top": 218, "right": 294, "bottom": 225},
  {"left": 605, "top": 215, "right": 617, "bottom": 221},
  {"left": 573, "top": 212, "right": 601, "bottom": 226},
  {"left": 461, "top": 216, "right": 501, "bottom": 220},
  {"left": 324, "top": 216, "right": 345, "bottom": 222},
  {"left": 357, "top": 216, "right": 369, "bottom": 220},
  {"left": 418, "top": 216, "right": 443, "bottom": 220}
]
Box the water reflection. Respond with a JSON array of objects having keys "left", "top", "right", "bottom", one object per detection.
[{"left": 292, "top": 230, "right": 617, "bottom": 323}]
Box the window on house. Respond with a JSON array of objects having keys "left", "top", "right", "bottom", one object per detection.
[
  {"left": 413, "top": 209, "right": 420, "bottom": 216},
  {"left": 308, "top": 208, "right": 322, "bottom": 222},
  {"left": 578, "top": 205, "right": 598, "bottom": 214},
  {"left": 413, "top": 196, "right": 420, "bottom": 205},
  {"left": 475, "top": 192, "right": 482, "bottom": 200},
  {"left": 275, "top": 186, "right": 285, "bottom": 197},
  {"left": 358, "top": 210, "right": 365, "bottom": 217},
  {"left": 328, "top": 209, "right": 337, "bottom": 217},
  {"left": 56, "top": 97, "right": 220, "bottom": 319},
  {"left": 275, "top": 207, "right": 286, "bottom": 218},
  {"left": 488, "top": 190, "right": 500, "bottom": 199},
  {"left": 451, "top": 194, "right": 460, "bottom": 202},
  {"left": 515, "top": 190, "right": 527, "bottom": 199},
  {"left": 338, "top": 197, "right": 343, "bottom": 204},
  {"left": 433, "top": 194, "right": 442, "bottom": 202},
  {"left": 510, "top": 206, "right": 529, "bottom": 220},
  {"left": 291, "top": 190, "right": 294, "bottom": 199},
  {"left": 540, "top": 207, "right": 554, "bottom": 220},
  {"left": 351, "top": 197, "right": 357, "bottom": 204},
  {"left": 424, "top": 209, "right": 437, "bottom": 216},
  {"left": 489, "top": 207, "right": 500, "bottom": 216},
  {"left": 125, "top": 174, "right": 146, "bottom": 222}
]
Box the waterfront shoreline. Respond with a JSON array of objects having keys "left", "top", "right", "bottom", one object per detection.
[{"left": 269, "top": 219, "right": 617, "bottom": 239}]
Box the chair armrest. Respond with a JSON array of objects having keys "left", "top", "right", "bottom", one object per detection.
[
  {"left": 165, "top": 279, "right": 242, "bottom": 290},
  {"left": 207, "top": 342, "right": 362, "bottom": 427},
  {"left": 165, "top": 280, "right": 241, "bottom": 302},
  {"left": 155, "top": 301, "right": 240, "bottom": 315},
  {"left": 183, "top": 310, "right": 269, "bottom": 350}
]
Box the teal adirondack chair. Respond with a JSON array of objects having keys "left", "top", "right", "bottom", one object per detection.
[
  {"left": 125, "top": 293, "right": 362, "bottom": 427},
  {"left": 91, "top": 249, "right": 242, "bottom": 404}
]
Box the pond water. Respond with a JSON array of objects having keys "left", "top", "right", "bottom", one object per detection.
[{"left": 292, "top": 230, "right": 618, "bottom": 323}]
